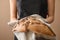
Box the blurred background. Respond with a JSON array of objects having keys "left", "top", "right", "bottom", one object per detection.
[{"left": 0, "top": 0, "right": 60, "bottom": 40}]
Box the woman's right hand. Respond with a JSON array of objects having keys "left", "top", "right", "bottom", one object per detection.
[
  {"left": 8, "top": 19, "right": 18, "bottom": 27},
  {"left": 12, "top": 23, "right": 27, "bottom": 32},
  {"left": 12, "top": 18, "right": 28, "bottom": 32}
]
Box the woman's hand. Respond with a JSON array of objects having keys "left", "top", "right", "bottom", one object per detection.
[
  {"left": 45, "top": 16, "right": 54, "bottom": 24},
  {"left": 9, "top": 0, "right": 18, "bottom": 27},
  {"left": 12, "top": 18, "right": 29, "bottom": 32},
  {"left": 8, "top": 19, "right": 18, "bottom": 27},
  {"left": 46, "top": 0, "right": 55, "bottom": 23},
  {"left": 12, "top": 23, "right": 27, "bottom": 32}
]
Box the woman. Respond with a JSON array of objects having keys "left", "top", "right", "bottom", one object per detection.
[{"left": 9, "top": 0, "right": 55, "bottom": 40}]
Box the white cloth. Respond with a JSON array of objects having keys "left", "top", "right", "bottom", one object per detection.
[
  {"left": 13, "top": 32, "right": 27, "bottom": 40},
  {"left": 13, "top": 31, "right": 35, "bottom": 40}
]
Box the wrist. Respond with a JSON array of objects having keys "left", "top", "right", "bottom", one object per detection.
[{"left": 10, "top": 18, "right": 17, "bottom": 21}]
